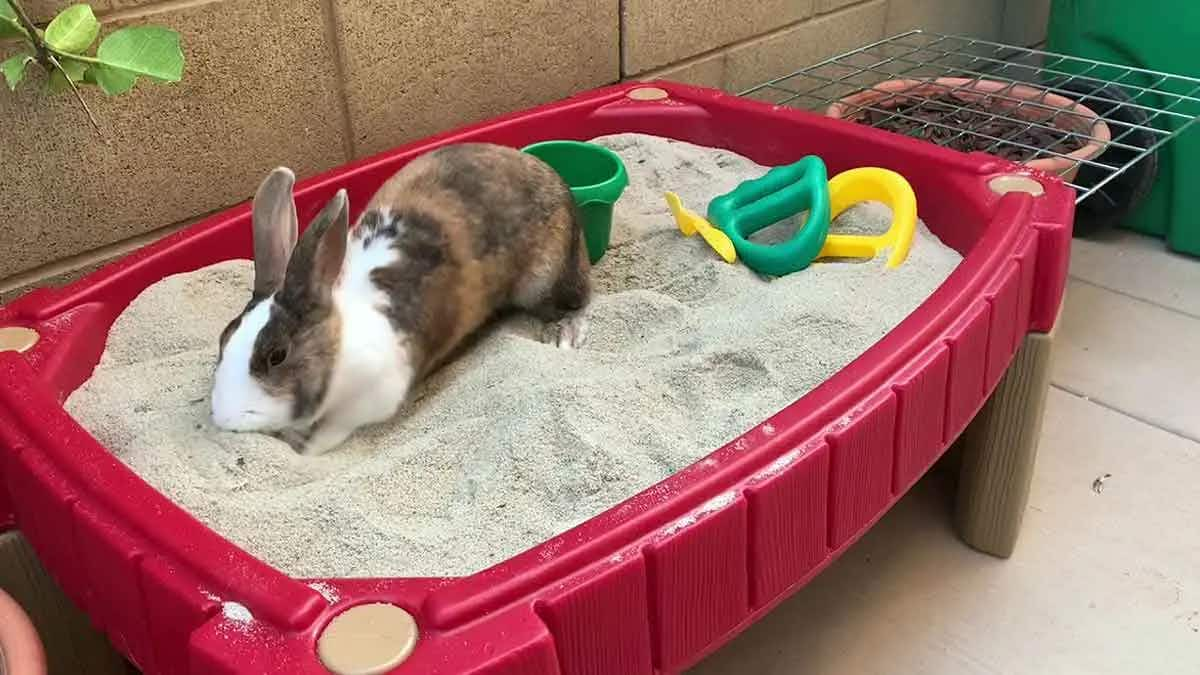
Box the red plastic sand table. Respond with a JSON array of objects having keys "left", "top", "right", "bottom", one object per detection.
[{"left": 0, "top": 81, "right": 1072, "bottom": 674}]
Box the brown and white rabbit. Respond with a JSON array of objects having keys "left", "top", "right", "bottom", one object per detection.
[{"left": 210, "top": 143, "right": 591, "bottom": 455}]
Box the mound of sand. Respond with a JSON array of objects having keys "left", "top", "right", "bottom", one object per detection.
[{"left": 65, "top": 134, "right": 963, "bottom": 578}]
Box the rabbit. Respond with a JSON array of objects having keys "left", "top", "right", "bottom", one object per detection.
[{"left": 209, "top": 143, "right": 592, "bottom": 455}]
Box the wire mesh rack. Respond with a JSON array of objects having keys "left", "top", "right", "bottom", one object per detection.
[{"left": 740, "top": 30, "right": 1200, "bottom": 205}]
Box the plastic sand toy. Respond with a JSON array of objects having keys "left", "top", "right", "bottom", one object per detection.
[
  {"left": 820, "top": 167, "right": 918, "bottom": 268},
  {"left": 707, "top": 156, "right": 831, "bottom": 277},
  {"left": 676, "top": 159, "right": 916, "bottom": 274},
  {"left": 664, "top": 192, "right": 736, "bottom": 263},
  {"left": 521, "top": 140, "right": 628, "bottom": 264}
]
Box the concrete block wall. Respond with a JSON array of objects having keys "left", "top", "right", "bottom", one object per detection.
[{"left": 0, "top": 0, "right": 1045, "bottom": 301}]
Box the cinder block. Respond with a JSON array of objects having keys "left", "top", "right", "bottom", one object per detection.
[
  {"left": 816, "top": 0, "right": 870, "bottom": 13},
  {"left": 0, "top": 224, "right": 181, "bottom": 305},
  {"left": 885, "top": 0, "right": 1007, "bottom": 41},
  {"left": 333, "top": 0, "right": 620, "bottom": 159},
  {"left": 622, "top": 0, "right": 815, "bottom": 76},
  {"left": 0, "top": 0, "right": 350, "bottom": 281},
  {"left": 639, "top": 57, "right": 727, "bottom": 90},
  {"left": 1, "top": 251, "right": 117, "bottom": 306},
  {"left": 23, "top": 1, "right": 145, "bottom": 19},
  {"left": 647, "top": 0, "right": 886, "bottom": 93}
]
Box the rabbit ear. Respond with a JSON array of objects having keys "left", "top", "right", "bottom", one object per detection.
[
  {"left": 280, "top": 189, "right": 348, "bottom": 308},
  {"left": 251, "top": 167, "right": 299, "bottom": 297}
]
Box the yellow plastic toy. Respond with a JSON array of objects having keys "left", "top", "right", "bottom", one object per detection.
[
  {"left": 665, "top": 192, "right": 737, "bottom": 263},
  {"left": 666, "top": 167, "right": 917, "bottom": 270},
  {"left": 819, "top": 167, "right": 917, "bottom": 268}
]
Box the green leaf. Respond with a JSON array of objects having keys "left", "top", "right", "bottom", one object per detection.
[
  {"left": 0, "top": 1, "right": 28, "bottom": 39},
  {"left": 91, "top": 62, "right": 136, "bottom": 95},
  {"left": 1, "top": 52, "right": 33, "bottom": 90},
  {"left": 47, "top": 58, "right": 87, "bottom": 94},
  {"left": 96, "top": 25, "right": 183, "bottom": 82},
  {"left": 44, "top": 4, "right": 100, "bottom": 54}
]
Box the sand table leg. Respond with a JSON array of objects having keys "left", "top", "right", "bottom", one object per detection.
[
  {"left": 0, "top": 531, "right": 129, "bottom": 675},
  {"left": 955, "top": 325, "right": 1056, "bottom": 558}
]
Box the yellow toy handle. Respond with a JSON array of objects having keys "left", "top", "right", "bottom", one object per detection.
[
  {"left": 820, "top": 168, "right": 917, "bottom": 268},
  {"left": 665, "top": 192, "right": 737, "bottom": 263}
]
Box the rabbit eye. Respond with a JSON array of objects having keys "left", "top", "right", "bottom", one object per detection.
[{"left": 267, "top": 346, "right": 288, "bottom": 368}]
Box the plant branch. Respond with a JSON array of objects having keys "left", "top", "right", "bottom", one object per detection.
[
  {"left": 9, "top": 1, "right": 48, "bottom": 65},
  {"left": 49, "top": 54, "right": 102, "bottom": 135},
  {"left": 53, "top": 51, "right": 102, "bottom": 65},
  {"left": 8, "top": 0, "right": 104, "bottom": 136},
  {"left": 0, "top": 15, "right": 24, "bottom": 35}
]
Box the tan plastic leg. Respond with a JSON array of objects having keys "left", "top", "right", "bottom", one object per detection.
[
  {"left": 954, "top": 329, "right": 1055, "bottom": 558},
  {"left": 0, "top": 531, "right": 134, "bottom": 675}
]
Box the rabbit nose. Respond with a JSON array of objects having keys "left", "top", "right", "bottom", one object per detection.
[
  {"left": 210, "top": 395, "right": 246, "bottom": 431},
  {"left": 211, "top": 406, "right": 237, "bottom": 430},
  {"left": 212, "top": 410, "right": 262, "bottom": 432}
]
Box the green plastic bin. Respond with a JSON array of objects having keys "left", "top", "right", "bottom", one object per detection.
[{"left": 1048, "top": 0, "right": 1200, "bottom": 256}]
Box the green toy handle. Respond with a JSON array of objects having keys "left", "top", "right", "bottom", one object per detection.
[
  {"left": 711, "top": 160, "right": 813, "bottom": 226},
  {"left": 707, "top": 156, "right": 831, "bottom": 277}
]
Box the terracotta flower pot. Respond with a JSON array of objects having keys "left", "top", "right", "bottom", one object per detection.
[
  {"left": 0, "top": 589, "right": 46, "bottom": 675},
  {"left": 825, "top": 77, "right": 1110, "bottom": 182}
]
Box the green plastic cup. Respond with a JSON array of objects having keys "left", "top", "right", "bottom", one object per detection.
[{"left": 522, "top": 140, "right": 628, "bottom": 264}]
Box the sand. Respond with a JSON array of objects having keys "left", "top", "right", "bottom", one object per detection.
[{"left": 64, "top": 134, "right": 963, "bottom": 579}]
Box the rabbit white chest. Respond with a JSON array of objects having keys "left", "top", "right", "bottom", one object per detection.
[
  {"left": 341, "top": 222, "right": 399, "bottom": 309},
  {"left": 303, "top": 229, "right": 416, "bottom": 454}
]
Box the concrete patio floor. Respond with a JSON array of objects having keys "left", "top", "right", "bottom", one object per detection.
[{"left": 693, "top": 230, "right": 1200, "bottom": 674}]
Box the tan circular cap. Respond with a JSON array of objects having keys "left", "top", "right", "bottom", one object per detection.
[
  {"left": 0, "top": 326, "right": 39, "bottom": 353},
  {"left": 317, "top": 603, "right": 418, "bottom": 675},
  {"left": 988, "top": 174, "right": 1045, "bottom": 197},
  {"left": 626, "top": 86, "right": 669, "bottom": 101}
]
